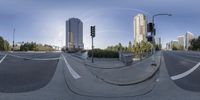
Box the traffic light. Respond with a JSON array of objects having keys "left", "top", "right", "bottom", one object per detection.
[
  {"left": 146, "top": 36, "right": 153, "bottom": 42},
  {"left": 90, "top": 26, "right": 95, "bottom": 37},
  {"left": 153, "top": 28, "right": 156, "bottom": 35},
  {"left": 147, "top": 23, "right": 154, "bottom": 32}
]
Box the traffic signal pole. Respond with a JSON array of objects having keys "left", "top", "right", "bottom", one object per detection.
[
  {"left": 90, "top": 26, "right": 95, "bottom": 63},
  {"left": 92, "top": 36, "right": 94, "bottom": 63}
]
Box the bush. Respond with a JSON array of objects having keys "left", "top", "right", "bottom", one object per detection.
[{"left": 88, "top": 49, "right": 119, "bottom": 58}]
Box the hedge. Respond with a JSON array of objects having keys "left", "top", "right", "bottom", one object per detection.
[{"left": 88, "top": 49, "right": 119, "bottom": 58}]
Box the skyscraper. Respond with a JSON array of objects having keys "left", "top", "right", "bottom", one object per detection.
[
  {"left": 177, "top": 35, "right": 185, "bottom": 48},
  {"left": 171, "top": 40, "right": 179, "bottom": 49},
  {"left": 134, "top": 13, "right": 147, "bottom": 44},
  {"left": 155, "top": 37, "right": 161, "bottom": 45},
  {"left": 185, "top": 31, "right": 193, "bottom": 50},
  {"left": 166, "top": 42, "right": 171, "bottom": 50},
  {"left": 156, "top": 37, "right": 162, "bottom": 49},
  {"left": 66, "top": 18, "right": 84, "bottom": 50}
]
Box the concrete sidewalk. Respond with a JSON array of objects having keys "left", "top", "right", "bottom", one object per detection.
[
  {"left": 82, "top": 52, "right": 161, "bottom": 85},
  {"left": 62, "top": 52, "right": 160, "bottom": 97},
  {"left": 85, "top": 59, "right": 126, "bottom": 69}
]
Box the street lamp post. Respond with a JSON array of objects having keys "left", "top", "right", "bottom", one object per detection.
[
  {"left": 12, "top": 28, "right": 15, "bottom": 51},
  {"left": 152, "top": 14, "right": 172, "bottom": 54}
]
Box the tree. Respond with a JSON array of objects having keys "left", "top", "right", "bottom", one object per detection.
[
  {"left": 118, "top": 43, "right": 122, "bottom": 51},
  {"left": 189, "top": 36, "right": 200, "bottom": 51},
  {"left": 0, "top": 36, "right": 10, "bottom": 51},
  {"left": 128, "top": 41, "right": 132, "bottom": 52},
  {"left": 0, "top": 36, "right": 4, "bottom": 50},
  {"left": 133, "top": 42, "right": 141, "bottom": 58},
  {"left": 133, "top": 41, "right": 152, "bottom": 59},
  {"left": 171, "top": 44, "right": 178, "bottom": 50},
  {"left": 20, "top": 42, "right": 55, "bottom": 51}
]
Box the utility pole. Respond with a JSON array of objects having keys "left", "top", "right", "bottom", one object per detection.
[
  {"left": 90, "top": 26, "right": 95, "bottom": 63},
  {"left": 12, "top": 28, "right": 15, "bottom": 51}
]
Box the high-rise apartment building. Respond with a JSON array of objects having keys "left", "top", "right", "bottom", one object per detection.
[
  {"left": 185, "top": 31, "right": 193, "bottom": 50},
  {"left": 134, "top": 13, "right": 147, "bottom": 44},
  {"left": 177, "top": 35, "right": 185, "bottom": 48}
]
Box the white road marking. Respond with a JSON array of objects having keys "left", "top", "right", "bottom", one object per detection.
[
  {"left": 62, "top": 54, "right": 81, "bottom": 79},
  {"left": 8, "top": 54, "right": 60, "bottom": 61},
  {"left": 171, "top": 62, "right": 200, "bottom": 80},
  {"left": 26, "top": 58, "right": 61, "bottom": 61},
  {"left": 0, "top": 54, "right": 7, "bottom": 63},
  {"left": 156, "top": 78, "right": 160, "bottom": 82}
]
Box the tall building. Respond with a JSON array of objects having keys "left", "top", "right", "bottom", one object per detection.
[
  {"left": 185, "top": 31, "right": 193, "bottom": 50},
  {"left": 177, "top": 35, "right": 185, "bottom": 48},
  {"left": 66, "top": 18, "right": 84, "bottom": 50},
  {"left": 134, "top": 13, "right": 147, "bottom": 44},
  {"left": 166, "top": 42, "right": 171, "bottom": 50},
  {"left": 171, "top": 40, "right": 179, "bottom": 49},
  {"left": 156, "top": 37, "right": 161, "bottom": 45},
  {"left": 155, "top": 37, "right": 162, "bottom": 49}
]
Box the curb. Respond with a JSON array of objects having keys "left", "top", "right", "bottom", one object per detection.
[
  {"left": 82, "top": 54, "right": 154, "bottom": 70},
  {"left": 69, "top": 52, "right": 161, "bottom": 86},
  {"left": 62, "top": 54, "right": 158, "bottom": 98},
  {"left": 84, "top": 62, "right": 127, "bottom": 69},
  {"left": 86, "top": 53, "right": 162, "bottom": 86}
]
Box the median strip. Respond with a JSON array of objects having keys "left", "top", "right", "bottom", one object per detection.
[
  {"left": 62, "top": 54, "right": 81, "bottom": 79},
  {"left": 171, "top": 62, "right": 200, "bottom": 80},
  {"left": 0, "top": 54, "right": 7, "bottom": 64}
]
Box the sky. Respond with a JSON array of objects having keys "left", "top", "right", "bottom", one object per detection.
[{"left": 0, "top": 0, "right": 200, "bottom": 49}]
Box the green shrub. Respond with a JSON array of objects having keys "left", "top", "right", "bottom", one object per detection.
[{"left": 88, "top": 49, "right": 119, "bottom": 58}]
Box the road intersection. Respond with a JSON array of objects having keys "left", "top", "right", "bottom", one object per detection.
[{"left": 0, "top": 51, "right": 199, "bottom": 100}]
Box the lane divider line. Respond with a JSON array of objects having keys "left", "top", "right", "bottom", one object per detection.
[
  {"left": 8, "top": 54, "right": 60, "bottom": 61},
  {"left": 62, "top": 54, "right": 81, "bottom": 79},
  {"left": 171, "top": 62, "right": 200, "bottom": 80},
  {"left": 0, "top": 54, "right": 7, "bottom": 64}
]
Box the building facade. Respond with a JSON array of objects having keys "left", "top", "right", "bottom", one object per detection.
[
  {"left": 185, "top": 31, "right": 193, "bottom": 50},
  {"left": 177, "top": 35, "right": 185, "bottom": 49},
  {"left": 166, "top": 42, "right": 171, "bottom": 50},
  {"left": 66, "top": 18, "right": 84, "bottom": 50},
  {"left": 134, "top": 13, "right": 147, "bottom": 44},
  {"left": 171, "top": 40, "right": 179, "bottom": 49},
  {"left": 156, "top": 37, "right": 161, "bottom": 45}
]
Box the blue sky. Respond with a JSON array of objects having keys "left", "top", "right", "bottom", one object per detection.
[{"left": 0, "top": 0, "right": 200, "bottom": 49}]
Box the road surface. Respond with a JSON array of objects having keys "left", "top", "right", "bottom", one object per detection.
[{"left": 163, "top": 51, "right": 200, "bottom": 92}]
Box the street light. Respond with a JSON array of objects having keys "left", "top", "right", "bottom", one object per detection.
[
  {"left": 12, "top": 28, "right": 15, "bottom": 51},
  {"left": 152, "top": 14, "right": 172, "bottom": 23},
  {"left": 151, "top": 13, "right": 172, "bottom": 61}
]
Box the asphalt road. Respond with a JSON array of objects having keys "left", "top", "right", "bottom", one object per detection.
[
  {"left": 1, "top": 51, "right": 200, "bottom": 100},
  {"left": 0, "top": 52, "right": 60, "bottom": 93},
  {"left": 163, "top": 51, "right": 200, "bottom": 92}
]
